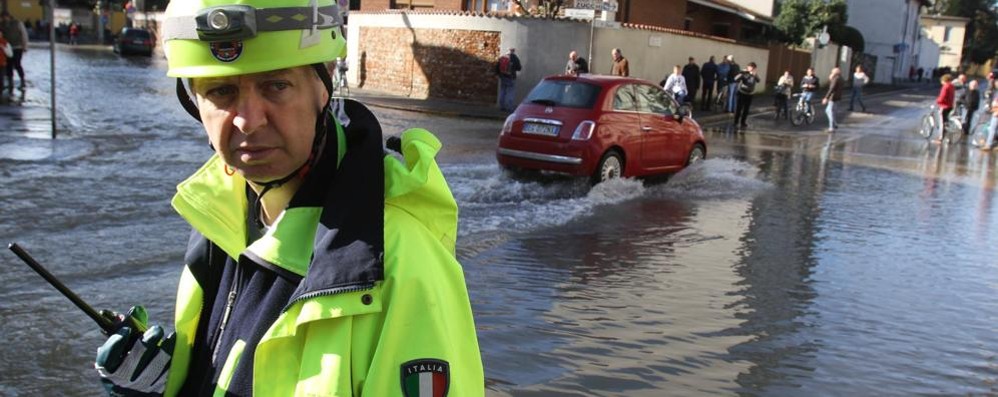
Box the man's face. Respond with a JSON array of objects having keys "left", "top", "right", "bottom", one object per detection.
[
  {"left": 570, "top": 52, "right": 577, "bottom": 60},
  {"left": 192, "top": 66, "right": 326, "bottom": 183},
  {"left": 612, "top": 50, "right": 619, "bottom": 59},
  {"left": 747, "top": 65, "right": 755, "bottom": 73}
]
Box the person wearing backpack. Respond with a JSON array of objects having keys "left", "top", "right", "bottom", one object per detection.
[
  {"left": 732, "top": 61, "right": 760, "bottom": 129},
  {"left": 496, "top": 47, "right": 522, "bottom": 112}
]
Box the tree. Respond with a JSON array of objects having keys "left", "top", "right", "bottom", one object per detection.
[
  {"left": 774, "top": 0, "right": 811, "bottom": 45},
  {"left": 929, "top": 0, "right": 998, "bottom": 65},
  {"left": 773, "top": 0, "right": 849, "bottom": 46}
]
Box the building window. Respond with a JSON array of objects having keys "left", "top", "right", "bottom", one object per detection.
[
  {"left": 712, "top": 23, "right": 730, "bottom": 38},
  {"left": 944, "top": 26, "right": 952, "bottom": 42},
  {"left": 684, "top": 18, "right": 692, "bottom": 31},
  {"left": 465, "top": 0, "right": 484, "bottom": 11}
]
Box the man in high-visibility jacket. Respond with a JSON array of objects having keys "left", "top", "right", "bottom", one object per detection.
[{"left": 92, "top": 0, "right": 484, "bottom": 394}]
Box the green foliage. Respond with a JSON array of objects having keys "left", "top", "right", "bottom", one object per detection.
[
  {"left": 774, "top": 0, "right": 850, "bottom": 46},
  {"left": 774, "top": 0, "right": 810, "bottom": 45}
]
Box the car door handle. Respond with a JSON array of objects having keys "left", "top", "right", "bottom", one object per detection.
[{"left": 641, "top": 126, "right": 652, "bottom": 131}]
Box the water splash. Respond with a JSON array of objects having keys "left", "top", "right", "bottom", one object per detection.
[
  {"left": 444, "top": 164, "right": 645, "bottom": 241},
  {"left": 653, "top": 158, "right": 771, "bottom": 200}
]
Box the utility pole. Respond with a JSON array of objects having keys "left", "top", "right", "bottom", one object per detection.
[{"left": 48, "top": 0, "right": 56, "bottom": 138}]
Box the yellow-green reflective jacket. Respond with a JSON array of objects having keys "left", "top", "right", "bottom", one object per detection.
[{"left": 165, "top": 101, "right": 483, "bottom": 396}]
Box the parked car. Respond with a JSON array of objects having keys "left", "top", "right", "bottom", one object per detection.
[
  {"left": 113, "top": 28, "right": 154, "bottom": 56},
  {"left": 496, "top": 75, "right": 706, "bottom": 184}
]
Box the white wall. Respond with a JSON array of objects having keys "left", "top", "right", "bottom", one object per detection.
[
  {"left": 591, "top": 28, "right": 770, "bottom": 91},
  {"left": 846, "top": 0, "right": 923, "bottom": 84},
  {"left": 349, "top": 12, "right": 772, "bottom": 102}
]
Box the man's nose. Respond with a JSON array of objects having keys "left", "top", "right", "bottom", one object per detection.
[{"left": 232, "top": 92, "right": 267, "bottom": 135}]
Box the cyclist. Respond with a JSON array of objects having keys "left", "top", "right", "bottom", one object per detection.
[
  {"left": 799, "top": 67, "right": 819, "bottom": 115},
  {"left": 935, "top": 73, "right": 956, "bottom": 143}
]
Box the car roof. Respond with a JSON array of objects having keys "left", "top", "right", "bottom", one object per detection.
[{"left": 542, "top": 74, "right": 656, "bottom": 88}]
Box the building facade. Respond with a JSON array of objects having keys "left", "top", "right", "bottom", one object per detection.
[
  {"left": 917, "top": 14, "right": 969, "bottom": 71},
  {"left": 359, "top": 0, "right": 774, "bottom": 42},
  {"left": 844, "top": 0, "right": 929, "bottom": 84}
]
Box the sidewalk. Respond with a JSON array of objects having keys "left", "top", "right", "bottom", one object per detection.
[{"left": 351, "top": 81, "right": 923, "bottom": 124}]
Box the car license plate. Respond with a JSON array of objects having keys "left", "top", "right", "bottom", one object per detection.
[
  {"left": 522, "top": 122, "right": 559, "bottom": 136},
  {"left": 133, "top": 40, "right": 144, "bottom": 44}
]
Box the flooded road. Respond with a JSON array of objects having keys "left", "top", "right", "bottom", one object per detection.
[{"left": 2, "top": 45, "right": 998, "bottom": 396}]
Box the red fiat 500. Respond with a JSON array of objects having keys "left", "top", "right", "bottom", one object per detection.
[{"left": 497, "top": 75, "right": 706, "bottom": 184}]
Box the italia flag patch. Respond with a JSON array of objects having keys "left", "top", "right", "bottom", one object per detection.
[{"left": 401, "top": 359, "right": 449, "bottom": 397}]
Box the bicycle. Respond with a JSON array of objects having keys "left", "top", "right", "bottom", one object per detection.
[
  {"left": 713, "top": 82, "right": 729, "bottom": 112},
  {"left": 969, "top": 114, "right": 995, "bottom": 148},
  {"left": 790, "top": 93, "right": 816, "bottom": 126},
  {"left": 919, "top": 104, "right": 963, "bottom": 143}
]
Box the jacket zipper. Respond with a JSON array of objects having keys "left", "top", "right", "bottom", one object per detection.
[
  {"left": 211, "top": 263, "right": 242, "bottom": 364},
  {"left": 281, "top": 282, "right": 375, "bottom": 313}
]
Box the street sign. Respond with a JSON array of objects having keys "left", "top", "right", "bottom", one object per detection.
[
  {"left": 565, "top": 8, "right": 596, "bottom": 19},
  {"left": 594, "top": 20, "right": 620, "bottom": 29},
  {"left": 574, "top": 0, "right": 616, "bottom": 11}
]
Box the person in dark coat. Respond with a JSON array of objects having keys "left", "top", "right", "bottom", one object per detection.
[
  {"left": 822, "top": 67, "right": 844, "bottom": 132},
  {"left": 964, "top": 80, "right": 981, "bottom": 135},
  {"left": 699, "top": 56, "right": 717, "bottom": 111},
  {"left": 682, "top": 57, "right": 700, "bottom": 106}
]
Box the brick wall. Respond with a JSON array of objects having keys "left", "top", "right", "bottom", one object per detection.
[{"left": 358, "top": 27, "right": 500, "bottom": 103}]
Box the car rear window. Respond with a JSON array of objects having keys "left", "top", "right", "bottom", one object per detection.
[
  {"left": 524, "top": 80, "right": 601, "bottom": 109},
  {"left": 124, "top": 30, "right": 151, "bottom": 39}
]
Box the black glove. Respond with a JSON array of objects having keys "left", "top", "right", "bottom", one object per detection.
[{"left": 95, "top": 307, "right": 174, "bottom": 397}]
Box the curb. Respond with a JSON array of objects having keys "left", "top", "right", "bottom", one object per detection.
[
  {"left": 354, "top": 95, "right": 509, "bottom": 121},
  {"left": 357, "top": 85, "right": 923, "bottom": 124}
]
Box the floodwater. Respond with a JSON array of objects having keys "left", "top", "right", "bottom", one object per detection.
[{"left": 2, "top": 45, "right": 998, "bottom": 396}]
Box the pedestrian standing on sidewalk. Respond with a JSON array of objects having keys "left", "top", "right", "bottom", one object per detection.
[
  {"left": 662, "top": 65, "right": 688, "bottom": 103},
  {"left": 496, "top": 47, "right": 522, "bottom": 112},
  {"left": 934, "top": 73, "right": 956, "bottom": 143},
  {"left": 732, "top": 62, "right": 759, "bottom": 130},
  {"left": 716, "top": 56, "right": 730, "bottom": 111},
  {"left": 0, "top": 30, "right": 11, "bottom": 96},
  {"left": 822, "top": 67, "right": 843, "bottom": 133},
  {"left": 963, "top": 80, "right": 981, "bottom": 135},
  {"left": 68, "top": 22, "right": 79, "bottom": 45},
  {"left": 1, "top": 11, "right": 27, "bottom": 93},
  {"left": 986, "top": 72, "right": 996, "bottom": 111},
  {"left": 565, "top": 50, "right": 588, "bottom": 76},
  {"left": 682, "top": 57, "right": 700, "bottom": 105},
  {"left": 849, "top": 65, "right": 869, "bottom": 112},
  {"left": 91, "top": 0, "right": 485, "bottom": 394},
  {"left": 726, "top": 55, "right": 741, "bottom": 113},
  {"left": 774, "top": 70, "right": 793, "bottom": 120},
  {"left": 918, "top": 67, "right": 925, "bottom": 83},
  {"left": 611, "top": 48, "right": 629, "bottom": 77},
  {"left": 700, "top": 55, "right": 717, "bottom": 111},
  {"left": 985, "top": 83, "right": 998, "bottom": 149}
]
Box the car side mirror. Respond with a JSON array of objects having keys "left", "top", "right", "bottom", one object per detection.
[{"left": 675, "top": 106, "right": 691, "bottom": 123}]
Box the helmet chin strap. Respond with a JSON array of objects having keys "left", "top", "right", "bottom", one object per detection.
[{"left": 175, "top": 63, "right": 336, "bottom": 228}]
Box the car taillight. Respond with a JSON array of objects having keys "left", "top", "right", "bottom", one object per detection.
[
  {"left": 143, "top": 40, "right": 151, "bottom": 45},
  {"left": 572, "top": 120, "right": 596, "bottom": 140},
  {"left": 500, "top": 114, "right": 515, "bottom": 136}
]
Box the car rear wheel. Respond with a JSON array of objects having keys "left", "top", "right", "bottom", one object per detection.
[
  {"left": 686, "top": 143, "right": 706, "bottom": 166},
  {"left": 593, "top": 150, "right": 623, "bottom": 184}
]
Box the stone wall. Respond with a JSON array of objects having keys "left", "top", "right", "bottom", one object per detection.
[{"left": 358, "top": 27, "right": 500, "bottom": 103}]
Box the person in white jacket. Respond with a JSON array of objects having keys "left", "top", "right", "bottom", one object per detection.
[
  {"left": 850, "top": 65, "right": 870, "bottom": 112},
  {"left": 662, "top": 65, "right": 688, "bottom": 104}
]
